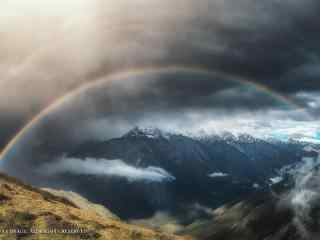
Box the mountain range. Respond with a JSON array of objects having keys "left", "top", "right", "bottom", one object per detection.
[
  {"left": 48, "top": 127, "right": 318, "bottom": 226},
  {"left": 1, "top": 126, "right": 320, "bottom": 239}
]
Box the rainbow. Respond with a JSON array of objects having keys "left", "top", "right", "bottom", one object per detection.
[{"left": 0, "top": 65, "right": 303, "bottom": 161}]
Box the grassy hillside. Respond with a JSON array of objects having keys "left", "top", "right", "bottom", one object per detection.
[
  {"left": 0, "top": 173, "right": 191, "bottom": 240},
  {"left": 42, "top": 188, "right": 120, "bottom": 221}
]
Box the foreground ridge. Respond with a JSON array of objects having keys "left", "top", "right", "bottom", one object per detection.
[{"left": 0, "top": 172, "right": 190, "bottom": 240}]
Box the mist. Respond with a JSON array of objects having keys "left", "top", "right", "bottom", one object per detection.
[{"left": 38, "top": 157, "right": 176, "bottom": 183}]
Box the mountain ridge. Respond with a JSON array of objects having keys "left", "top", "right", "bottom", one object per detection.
[{"left": 0, "top": 171, "right": 190, "bottom": 240}]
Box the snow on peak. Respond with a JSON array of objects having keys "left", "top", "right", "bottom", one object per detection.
[
  {"left": 124, "top": 127, "right": 171, "bottom": 140},
  {"left": 123, "top": 126, "right": 320, "bottom": 146}
]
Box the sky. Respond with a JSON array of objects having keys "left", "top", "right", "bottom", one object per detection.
[{"left": 1, "top": 0, "right": 320, "bottom": 151}]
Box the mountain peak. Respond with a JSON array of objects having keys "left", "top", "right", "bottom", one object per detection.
[
  {"left": 123, "top": 127, "right": 171, "bottom": 139},
  {"left": 237, "top": 134, "right": 257, "bottom": 143}
]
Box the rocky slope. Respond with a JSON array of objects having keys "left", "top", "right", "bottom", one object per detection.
[{"left": 0, "top": 172, "right": 190, "bottom": 240}]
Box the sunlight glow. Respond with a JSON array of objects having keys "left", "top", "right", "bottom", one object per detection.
[{"left": 0, "top": 0, "right": 95, "bottom": 17}]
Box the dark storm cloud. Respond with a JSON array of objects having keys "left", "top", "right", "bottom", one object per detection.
[
  {"left": 69, "top": 70, "right": 289, "bottom": 131},
  {"left": 9, "top": 69, "right": 297, "bottom": 151},
  {"left": 93, "top": 0, "right": 320, "bottom": 93},
  {"left": 1, "top": 0, "right": 320, "bottom": 149},
  {"left": 0, "top": 69, "right": 294, "bottom": 160},
  {"left": 0, "top": 113, "right": 28, "bottom": 151}
]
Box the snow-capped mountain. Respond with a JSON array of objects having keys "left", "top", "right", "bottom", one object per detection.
[{"left": 48, "top": 127, "right": 318, "bottom": 223}]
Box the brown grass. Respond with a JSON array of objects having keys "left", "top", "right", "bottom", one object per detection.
[{"left": 0, "top": 173, "right": 192, "bottom": 240}]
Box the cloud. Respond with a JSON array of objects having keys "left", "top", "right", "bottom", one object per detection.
[
  {"left": 76, "top": 108, "right": 320, "bottom": 145},
  {"left": 1, "top": 0, "right": 320, "bottom": 150},
  {"left": 278, "top": 147, "right": 320, "bottom": 238},
  {"left": 294, "top": 91, "right": 320, "bottom": 119},
  {"left": 130, "top": 211, "right": 185, "bottom": 234},
  {"left": 38, "top": 157, "right": 176, "bottom": 183},
  {"left": 208, "top": 172, "right": 229, "bottom": 178},
  {"left": 130, "top": 203, "right": 214, "bottom": 233},
  {"left": 291, "top": 189, "right": 318, "bottom": 218},
  {"left": 134, "top": 109, "right": 319, "bottom": 143}
]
